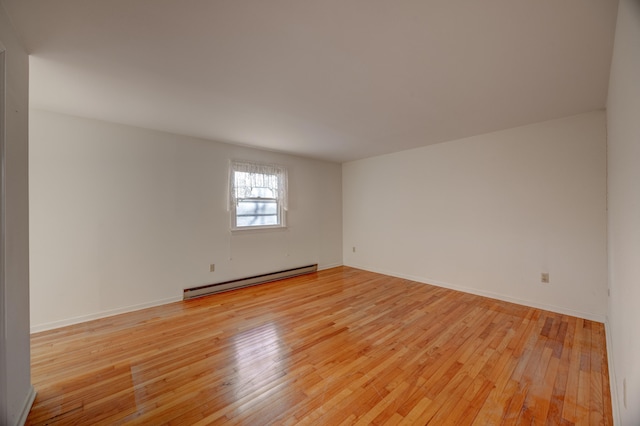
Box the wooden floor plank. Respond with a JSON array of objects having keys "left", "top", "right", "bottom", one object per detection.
[{"left": 26, "top": 266, "right": 612, "bottom": 425}]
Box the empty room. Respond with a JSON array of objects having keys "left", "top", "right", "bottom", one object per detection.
[{"left": 1, "top": 0, "right": 639, "bottom": 425}]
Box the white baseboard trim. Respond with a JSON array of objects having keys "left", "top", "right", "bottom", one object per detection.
[
  {"left": 604, "top": 319, "right": 621, "bottom": 425},
  {"left": 30, "top": 266, "right": 344, "bottom": 333},
  {"left": 346, "top": 263, "right": 606, "bottom": 323},
  {"left": 15, "top": 385, "right": 36, "bottom": 426},
  {"left": 30, "top": 296, "right": 182, "bottom": 333},
  {"left": 318, "top": 262, "right": 343, "bottom": 271}
]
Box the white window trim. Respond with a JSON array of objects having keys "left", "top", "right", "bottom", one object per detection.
[{"left": 229, "top": 160, "right": 288, "bottom": 231}]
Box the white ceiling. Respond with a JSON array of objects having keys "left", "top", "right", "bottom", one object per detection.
[{"left": 2, "top": 0, "right": 618, "bottom": 162}]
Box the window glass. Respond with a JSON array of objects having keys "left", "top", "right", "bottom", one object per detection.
[{"left": 230, "top": 161, "right": 287, "bottom": 230}]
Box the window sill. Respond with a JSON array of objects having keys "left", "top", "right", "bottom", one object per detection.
[{"left": 230, "top": 225, "right": 288, "bottom": 235}]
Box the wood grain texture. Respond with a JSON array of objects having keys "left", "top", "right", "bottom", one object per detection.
[{"left": 26, "top": 267, "right": 612, "bottom": 425}]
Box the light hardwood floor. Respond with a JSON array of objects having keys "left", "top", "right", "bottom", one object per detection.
[{"left": 27, "top": 267, "right": 612, "bottom": 425}]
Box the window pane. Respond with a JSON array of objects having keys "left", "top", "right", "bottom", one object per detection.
[
  {"left": 236, "top": 199, "right": 279, "bottom": 227},
  {"left": 230, "top": 161, "right": 287, "bottom": 230},
  {"left": 236, "top": 215, "right": 278, "bottom": 227},
  {"left": 236, "top": 200, "right": 277, "bottom": 216}
]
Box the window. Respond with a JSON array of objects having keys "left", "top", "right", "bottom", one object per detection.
[{"left": 229, "top": 160, "right": 287, "bottom": 230}]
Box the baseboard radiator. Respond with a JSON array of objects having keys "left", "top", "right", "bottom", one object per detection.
[{"left": 183, "top": 264, "right": 318, "bottom": 300}]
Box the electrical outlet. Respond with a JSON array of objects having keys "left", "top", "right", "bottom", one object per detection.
[
  {"left": 352, "top": 246, "right": 356, "bottom": 253},
  {"left": 210, "top": 264, "right": 215, "bottom": 272},
  {"left": 541, "top": 273, "right": 549, "bottom": 283}
]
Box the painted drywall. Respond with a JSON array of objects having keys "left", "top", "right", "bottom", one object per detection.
[
  {"left": 0, "top": 3, "right": 34, "bottom": 425},
  {"left": 29, "top": 109, "right": 342, "bottom": 331},
  {"left": 343, "top": 112, "right": 608, "bottom": 321},
  {"left": 606, "top": 0, "right": 640, "bottom": 423}
]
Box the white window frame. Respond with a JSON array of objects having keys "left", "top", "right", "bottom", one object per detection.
[{"left": 229, "top": 160, "right": 288, "bottom": 231}]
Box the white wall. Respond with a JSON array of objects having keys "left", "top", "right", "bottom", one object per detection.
[
  {"left": 29, "top": 109, "right": 342, "bottom": 331},
  {"left": 344, "top": 112, "right": 608, "bottom": 321},
  {"left": 0, "top": 3, "right": 34, "bottom": 425},
  {"left": 606, "top": 0, "right": 640, "bottom": 423}
]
